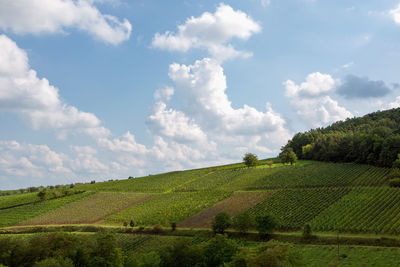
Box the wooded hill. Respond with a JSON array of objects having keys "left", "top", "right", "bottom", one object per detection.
[{"left": 283, "top": 107, "right": 400, "bottom": 167}]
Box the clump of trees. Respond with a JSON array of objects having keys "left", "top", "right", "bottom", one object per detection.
[
  {"left": 279, "top": 147, "right": 298, "bottom": 165},
  {"left": 255, "top": 213, "right": 278, "bottom": 237},
  {"left": 212, "top": 212, "right": 232, "bottom": 234},
  {"left": 283, "top": 108, "right": 400, "bottom": 167},
  {"left": 243, "top": 153, "right": 259, "bottom": 167}
]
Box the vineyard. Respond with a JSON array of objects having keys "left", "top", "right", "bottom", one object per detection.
[
  {"left": 0, "top": 192, "right": 40, "bottom": 209},
  {"left": 251, "top": 187, "right": 351, "bottom": 229},
  {"left": 20, "top": 192, "right": 151, "bottom": 225},
  {"left": 0, "top": 192, "right": 91, "bottom": 227},
  {"left": 103, "top": 191, "right": 231, "bottom": 226},
  {"left": 179, "top": 191, "right": 270, "bottom": 228},
  {"left": 311, "top": 187, "right": 400, "bottom": 234}
]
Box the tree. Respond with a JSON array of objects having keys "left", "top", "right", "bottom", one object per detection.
[
  {"left": 212, "top": 212, "right": 232, "bottom": 234},
  {"left": 203, "top": 234, "right": 238, "bottom": 267},
  {"left": 37, "top": 191, "right": 47, "bottom": 201},
  {"left": 393, "top": 154, "right": 400, "bottom": 169},
  {"left": 280, "top": 147, "right": 297, "bottom": 165},
  {"left": 255, "top": 213, "right": 277, "bottom": 237},
  {"left": 302, "top": 223, "right": 312, "bottom": 239},
  {"left": 243, "top": 153, "right": 259, "bottom": 168},
  {"left": 130, "top": 219, "right": 135, "bottom": 227},
  {"left": 233, "top": 211, "right": 255, "bottom": 234},
  {"left": 266, "top": 160, "right": 273, "bottom": 168},
  {"left": 171, "top": 222, "right": 177, "bottom": 231}
]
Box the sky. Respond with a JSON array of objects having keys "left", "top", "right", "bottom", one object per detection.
[{"left": 1, "top": 0, "right": 400, "bottom": 190}]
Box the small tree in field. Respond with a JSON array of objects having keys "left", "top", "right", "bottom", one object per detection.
[
  {"left": 243, "top": 153, "right": 259, "bottom": 168},
  {"left": 279, "top": 147, "right": 297, "bottom": 165},
  {"left": 233, "top": 211, "right": 255, "bottom": 234},
  {"left": 212, "top": 212, "right": 232, "bottom": 234},
  {"left": 130, "top": 219, "right": 135, "bottom": 228},
  {"left": 171, "top": 222, "right": 177, "bottom": 231},
  {"left": 302, "top": 223, "right": 312, "bottom": 239},
  {"left": 266, "top": 160, "right": 273, "bottom": 168},
  {"left": 255, "top": 213, "right": 277, "bottom": 237},
  {"left": 37, "top": 191, "right": 47, "bottom": 201}
]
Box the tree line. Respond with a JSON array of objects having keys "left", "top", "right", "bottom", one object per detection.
[{"left": 282, "top": 108, "right": 400, "bottom": 168}]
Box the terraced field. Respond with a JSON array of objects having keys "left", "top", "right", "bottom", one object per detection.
[
  {"left": 311, "top": 187, "right": 400, "bottom": 234},
  {"left": 179, "top": 191, "right": 270, "bottom": 228},
  {"left": 20, "top": 192, "right": 151, "bottom": 225},
  {"left": 0, "top": 192, "right": 91, "bottom": 227},
  {"left": 103, "top": 191, "right": 231, "bottom": 226},
  {"left": 252, "top": 187, "right": 351, "bottom": 229},
  {"left": 0, "top": 193, "right": 40, "bottom": 209}
]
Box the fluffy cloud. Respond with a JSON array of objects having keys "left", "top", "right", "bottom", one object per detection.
[
  {"left": 152, "top": 3, "right": 261, "bottom": 61},
  {"left": 390, "top": 3, "right": 400, "bottom": 25},
  {"left": 0, "top": 34, "right": 108, "bottom": 139},
  {"left": 97, "top": 131, "right": 148, "bottom": 154},
  {"left": 147, "top": 101, "right": 208, "bottom": 144},
  {"left": 285, "top": 73, "right": 352, "bottom": 128},
  {"left": 284, "top": 72, "right": 337, "bottom": 98},
  {"left": 383, "top": 96, "right": 400, "bottom": 110},
  {"left": 153, "top": 86, "right": 174, "bottom": 102},
  {"left": 336, "top": 75, "right": 392, "bottom": 99},
  {"left": 169, "top": 58, "right": 288, "bottom": 136},
  {"left": 0, "top": 0, "right": 131, "bottom": 45}
]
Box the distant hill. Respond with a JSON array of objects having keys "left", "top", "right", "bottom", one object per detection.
[{"left": 283, "top": 108, "right": 400, "bottom": 167}]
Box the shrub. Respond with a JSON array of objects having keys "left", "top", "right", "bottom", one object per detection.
[
  {"left": 212, "top": 212, "right": 232, "bottom": 234},
  {"left": 302, "top": 223, "right": 312, "bottom": 239},
  {"left": 233, "top": 211, "right": 255, "bottom": 234},
  {"left": 171, "top": 222, "right": 177, "bottom": 231},
  {"left": 255, "top": 213, "right": 277, "bottom": 237},
  {"left": 130, "top": 219, "right": 135, "bottom": 227},
  {"left": 123, "top": 222, "right": 128, "bottom": 227},
  {"left": 152, "top": 224, "right": 164, "bottom": 234}
]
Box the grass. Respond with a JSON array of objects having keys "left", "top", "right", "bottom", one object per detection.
[{"left": 20, "top": 192, "right": 151, "bottom": 225}]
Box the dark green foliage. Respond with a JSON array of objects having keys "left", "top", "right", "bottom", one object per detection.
[
  {"left": 202, "top": 234, "right": 238, "bottom": 267},
  {"left": 212, "top": 212, "right": 232, "bottom": 234},
  {"left": 231, "top": 241, "right": 304, "bottom": 267},
  {"left": 125, "top": 251, "right": 161, "bottom": 267},
  {"left": 159, "top": 239, "right": 202, "bottom": 267},
  {"left": 33, "top": 257, "right": 74, "bottom": 267},
  {"left": 233, "top": 211, "right": 255, "bottom": 234},
  {"left": 284, "top": 108, "right": 400, "bottom": 167},
  {"left": 389, "top": 178, "right": 400, "bottom": 187},
  {"left": 130, "top": 219, "right": 135, "bottom": 227},
  {"left": 171, "top": 222, "right": 176, "bottom": 231},
  {"left": 279, "top": 147, "right": 297, "bottom": 165},
  {"left": 255, "top": 213, "right": 277, "bottom": 236},
  {"left": 302, "top": 224, "right": 312, "bottom": 239},
  {"left": 37, "top": 191, "right": 47, "bottom": 201},
  {"left": 393, "top": 154, "right": 400, "bottom": 169},
  {"left": 243, "top": 153, "right": 259, "bottom": 167}
]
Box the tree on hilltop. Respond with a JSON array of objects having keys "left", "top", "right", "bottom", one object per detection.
[
  {"left": 243, "top": 153, "right": 259, "bottom": 168},
  {"left": 279, "top": 147, "right": 297, "bottom": 165}
]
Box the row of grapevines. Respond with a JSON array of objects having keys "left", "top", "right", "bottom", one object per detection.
[
  {"left": 0, "top": 192, "right": 92, "bottom": 227},
  {"left": 251, "top": 187, "right": 351, "bottom": 229},
  {"left": 0, "top": 192, "right": 40, "bottom": 209},
  {"left": 311, "top": 187, "right": 400, "bottom": 234},
  {"left": 352, "top": 166, "right": 391, "bottom": 186},
  {"left": 76, "top": 168, "right": 212, "bottom": 193},
  {"left": 103, "top": 191, "right": 231, "bottom": 226}
]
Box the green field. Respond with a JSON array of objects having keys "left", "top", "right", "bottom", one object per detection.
[
  {"left": 103, "top": 191, "right": 231, "bottom": 226},
  {"left": 0, "top": 192, "right": 40, "bottom": 209},
  {"left": 0, "top": 192, "right": 91, "bottom": 227}
]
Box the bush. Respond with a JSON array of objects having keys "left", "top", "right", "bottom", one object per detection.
[
  {"left": 302, "top": 223, "right": 312, "bottom": 239},
  {"left": 243, "top": 153, "right": 259, "bottom": 168},
  {"left": 233, "top": 211, "right": 255, "bottom": 234},
  {"left": 389, "top": 178, "right": 400, "bottom": 187},
  {"left": 255, "top": 213, "right": 277, "bottom": 237},
  {"left": 212, "top": 212, "right": 232, "bottom": 234},
  {"left": 152, "top": 224, "right": 164, "bottom": 234},
  {"left": 130, "top": 219, "right": 135, "bottom": 227},
  {"left": 171, "top": 222, "right": 177, "bottom": 231}
]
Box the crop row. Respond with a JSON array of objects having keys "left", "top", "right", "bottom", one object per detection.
[
  {"left": 0, "top": 192, "right": 92, "bottom": 227},
  {"left": 252, "top": 187, "right": 351, "bottom": 229},
  {"left": 179, "top": 191, "right": 270, "bottom": 228},
  {"left": 0, "top": 192, "right": 40, "bottom": 209},
  {"left": 20, "top": 192, "right": 150, "bottom": 225},
  {"left": 311, "top": 187, "right": 400, "bottom": 234},
  {"left": 76, "top": 169, "right": 212, "bottom": 193},
  {"left": 103, "top": 191, "right": 231, "bottom": 226}
]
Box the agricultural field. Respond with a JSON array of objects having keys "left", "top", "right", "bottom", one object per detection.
[
  {"left": 311, "top": 187, "right": 400, "bottom": 234},
  {"left": 0, "top": 192, "right": 40, "bottom": 209},
  {"left": 293, "top": 244, "right": 400, "bottom": 267},
  {"left": 248, "top": 163, "right": 376, "bottom": 189},
  {"left": 179, "top": 191, "right": 270, "bottom": 228},
  {"left": 75, "top": 169, "right": 212, "bottom": 193},
  {"left": 103, "top": 191, "right": 231, "bottom": 226},
  {"left": 0, "top": 192, "right": 91, "bottom": 227},
  {"left": 252, "top": 187, "right": 351, "bottom": 229},
  {"left": 20, "top": 192, "right": 151, "bottom": 225}
]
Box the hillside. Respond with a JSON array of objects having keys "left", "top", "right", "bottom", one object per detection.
[{"left": 284, "top": 107, "right": 400, "bottom": 167}]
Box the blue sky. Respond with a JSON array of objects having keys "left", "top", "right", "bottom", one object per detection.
[{"left": 1, "top": 0, "right": 400, "bottom": 189}]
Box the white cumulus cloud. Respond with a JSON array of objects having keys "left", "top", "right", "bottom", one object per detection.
[
  {"left": 284, "top": 73, "right": 353, "bottom": 128},
  {"left": 0, "top": 34, "right": 108, "bottom": 139},
  {"left": 152, "top": 3, "right": 261, "bottom": 61},
  {"left": 0, "top": 0, "right": 131, "bottom": 45},
  {"left": 390, "top": 3, "right": 400, "bottom": 25}
]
